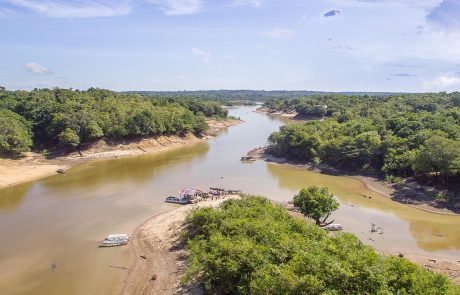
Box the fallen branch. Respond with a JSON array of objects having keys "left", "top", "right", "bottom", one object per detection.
[{"left": 110, "top": 265, "right": 128, "bottom": 270}]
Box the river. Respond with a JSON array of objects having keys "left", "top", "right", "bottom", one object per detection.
[{"left": 0, "top": 106, "right": 459, "bottom": 295}]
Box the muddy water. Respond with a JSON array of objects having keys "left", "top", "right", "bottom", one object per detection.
[{"left": 0, "top": 106, "right": 459, "bottom": 295}]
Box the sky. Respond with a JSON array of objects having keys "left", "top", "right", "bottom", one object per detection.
[{"left": 1, "top": 0, "right": 460, "bottom": 92}]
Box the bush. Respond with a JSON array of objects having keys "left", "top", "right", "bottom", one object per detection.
[{"left": 183, "top": 196, "right": 456, "bottom": 294}]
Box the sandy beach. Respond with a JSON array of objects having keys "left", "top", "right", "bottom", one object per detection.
[
  {"left": 0, "top": 119, "right": 240, "bottom": 189},
  {"left": 119, "top": 195, "right": 240, "bottom": 295},
  {"left": 120, "top": 195, "right": 459, "bottom": 295}
]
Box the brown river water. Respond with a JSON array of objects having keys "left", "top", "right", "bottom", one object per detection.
[{"left": 0, "top": 106, "right": 459, "bottom": 295}]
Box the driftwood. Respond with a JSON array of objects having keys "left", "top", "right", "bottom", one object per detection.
[{"left": 110, "top": 265, "right": 128, "bottom": 270}]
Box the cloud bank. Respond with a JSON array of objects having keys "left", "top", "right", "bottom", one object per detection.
[
  {"left": 24, "top": 62, "right": 52, "bottom": 74},
  {"left": 3, "top": 0, "right": 131, "bottom": 18}
]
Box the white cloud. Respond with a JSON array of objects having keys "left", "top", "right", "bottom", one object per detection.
[
  {"left": 192, "top": 47, "right": 211, "bottom": 63},
  {"left": 426, "top": 0, "right": 460, "bottom": 31},
  {"left": 3, "top": 0, "right": 131, "bottom": 18},
  {"left": 23, "top": 62, "right": 53, "bottom": 74},
  {"left": 232, "top": 0, "right": 262, "bottom": 7},
  {"left": 148, "top": 0, "right": 203, "bottom": 15},
  {"left": 263, "top": 28, "right": 295, "bottom": 39},
  {"left": 423, "top": 74, "right": 460, "bottom": 89}
]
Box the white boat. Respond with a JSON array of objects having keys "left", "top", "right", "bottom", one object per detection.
[
  {"left": 323, "top": 223, "right": 343, "bottom": 231},
  {"left": 165, "top": 196, "right": 189, "bottom": 204},
  {"left": 99, "top": 233, "right": 131, "bottom": 247},
  {"left": 106, "top": 234, "right": 131, "bottom": 240},
  {"left": 99, "top": 239, "right": 129, "bottom": 247},
  {"left": 165, "top": 188, "right": 206, "bottom": 205}
]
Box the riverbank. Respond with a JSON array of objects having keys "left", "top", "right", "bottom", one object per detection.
[
  {"left": 247, "top": 147, "right": 459, "bottom": 216},
  {"left": 255, "top": 107, "right": 324, "bottom": 121},
  {"left": 280, "top": 202, "right": 460, "bottom": 284},
  {"left": 254, "top": 107, "right": 299, "bottom": 118},
  {"left": 121, "top": 195, "right": 459, "bottom": 294},
  {"left": 119, "top": 195, "right": 240, "bottom": 295},
  {"left": 0, "top": 118, "right": 241, "bottom": 189}
]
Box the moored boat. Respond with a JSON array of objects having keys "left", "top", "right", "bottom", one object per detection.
[
  {"left": 165, "top": 188, "right": 207, "bottom": 204},
  {"left": 99, "top": 233, "right": 131, "bottom": 247},
  {"left": 165, "top": 196, "right": 189, "bottom": 204}
]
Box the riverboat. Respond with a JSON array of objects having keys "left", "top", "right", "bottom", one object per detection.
[
  {"left": 99, "top": 234, "right": 131, "bottom": 247},
  {"left": 165, "top": 188, "right": 206, "bottom": 204}
]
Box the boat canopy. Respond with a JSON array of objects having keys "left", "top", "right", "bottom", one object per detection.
[{"left": 179, "top": 188, "right": 202, "bottom": 197}]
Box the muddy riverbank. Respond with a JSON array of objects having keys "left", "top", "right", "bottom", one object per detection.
[
  {"left": 120, "top": 195, "right": 240, "bottom": 295},
  {"left": 122, "top": 195, "right": 459, "bottom": 295},
  {"left": 0, "top": 119, "right": 241, "bottom": 189},
  {"left": 248, "top": 146, "right": 459, "bottom": 216}
]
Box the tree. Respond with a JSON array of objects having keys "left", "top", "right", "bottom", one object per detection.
[
  {"left": 0, "top": 109, "right": 32, "bottom": 156},
  {"left": 58, "top": 128, "right": 80, "bottom": 147},
  {"left": 293, "top": 186, "right": 339, "bottom": 226},
  {"left": 412, "top": 135, "right": 460, "bottom": 177}
]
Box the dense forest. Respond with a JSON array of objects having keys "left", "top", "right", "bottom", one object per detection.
[
  {"left": 266, "top": 93, "right": 460, "bottom": 188},
  {"left": 0, "top": 88, "right": 228, "bottom": 156},
  {"left": 130, "top": 90, "right": 397, "bottom": 104},
  {"left": 183, "top": 196, "right": 457, "bottom": 294}
]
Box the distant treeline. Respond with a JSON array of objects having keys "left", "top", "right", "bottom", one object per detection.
[
  {"left": 129, "top": 90, "right": 398, "bottom": 103},
  {"left": 184, "top": 196, "right": 457, "bottom": 294},
  {"left": 267, "top": 93, "right": 460, "bottom": 183},
  {"left": 0, "top": 88, "right": 228, "bottom": 156}
]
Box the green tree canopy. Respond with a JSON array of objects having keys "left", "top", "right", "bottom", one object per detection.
[
  {"left": 58, "top": 128, "right": 80, "bottom": 147},
  {"left": 0, "top": 109, "right": 32, "bottom": 156},
  {"left": 413, "top": 135, "right": 460, "bottom": 176},
  {"left": 293, "top": 186, "right": 339, "bottom": 225},
  {"left": 183, "top": 196, "right": 456, "bottom": 295}
]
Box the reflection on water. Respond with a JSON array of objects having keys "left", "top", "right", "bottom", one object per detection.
[
  {"left": 265, "top": 164, "right": 460, "bottom": 257},
  {"left": 0, "top": 106, "right": 459, "bottom": 295},
  {"left": 0, "top": 182, "right": 33, "bottom": 211}
]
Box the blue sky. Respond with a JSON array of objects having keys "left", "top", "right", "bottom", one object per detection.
[{"left": 1, "top": 0, "right": 460, "bottom": 92}]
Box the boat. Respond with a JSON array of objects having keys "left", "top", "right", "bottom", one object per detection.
[
  {"left": 165, "top": 188, "right": 206, "bottom": 204},
  {"left": 165, "top": 196, "right": 189, "bottom": 204},
  {"left": 240, "top": 156, "right": 256, "bottom": 161},
  {"left": 99, "top": 239, "right": 129, "bottom": 247},
  {"left": 99, "top": 233, "right": 131, "bottom": 247},
  {"left": 323, "top": 223, "right": 343, "bottom": 231}
]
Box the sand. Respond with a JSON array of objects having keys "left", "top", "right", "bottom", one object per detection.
[
  {"left": 248, "top": 146, "right": 458, "bottom": 216},
  {"left": 119, "top": 196, "right": 240, "bottom": 295},
  {"left": 120, "top": 196, "right": 459, "bottom": 295},
  {"left": 0, "top": 119, "right": 241, "bottom": 189}
]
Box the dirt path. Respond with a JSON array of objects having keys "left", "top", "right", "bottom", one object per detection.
[{"left": 119, "top": 196, "right": 239, "bottom": 295}]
